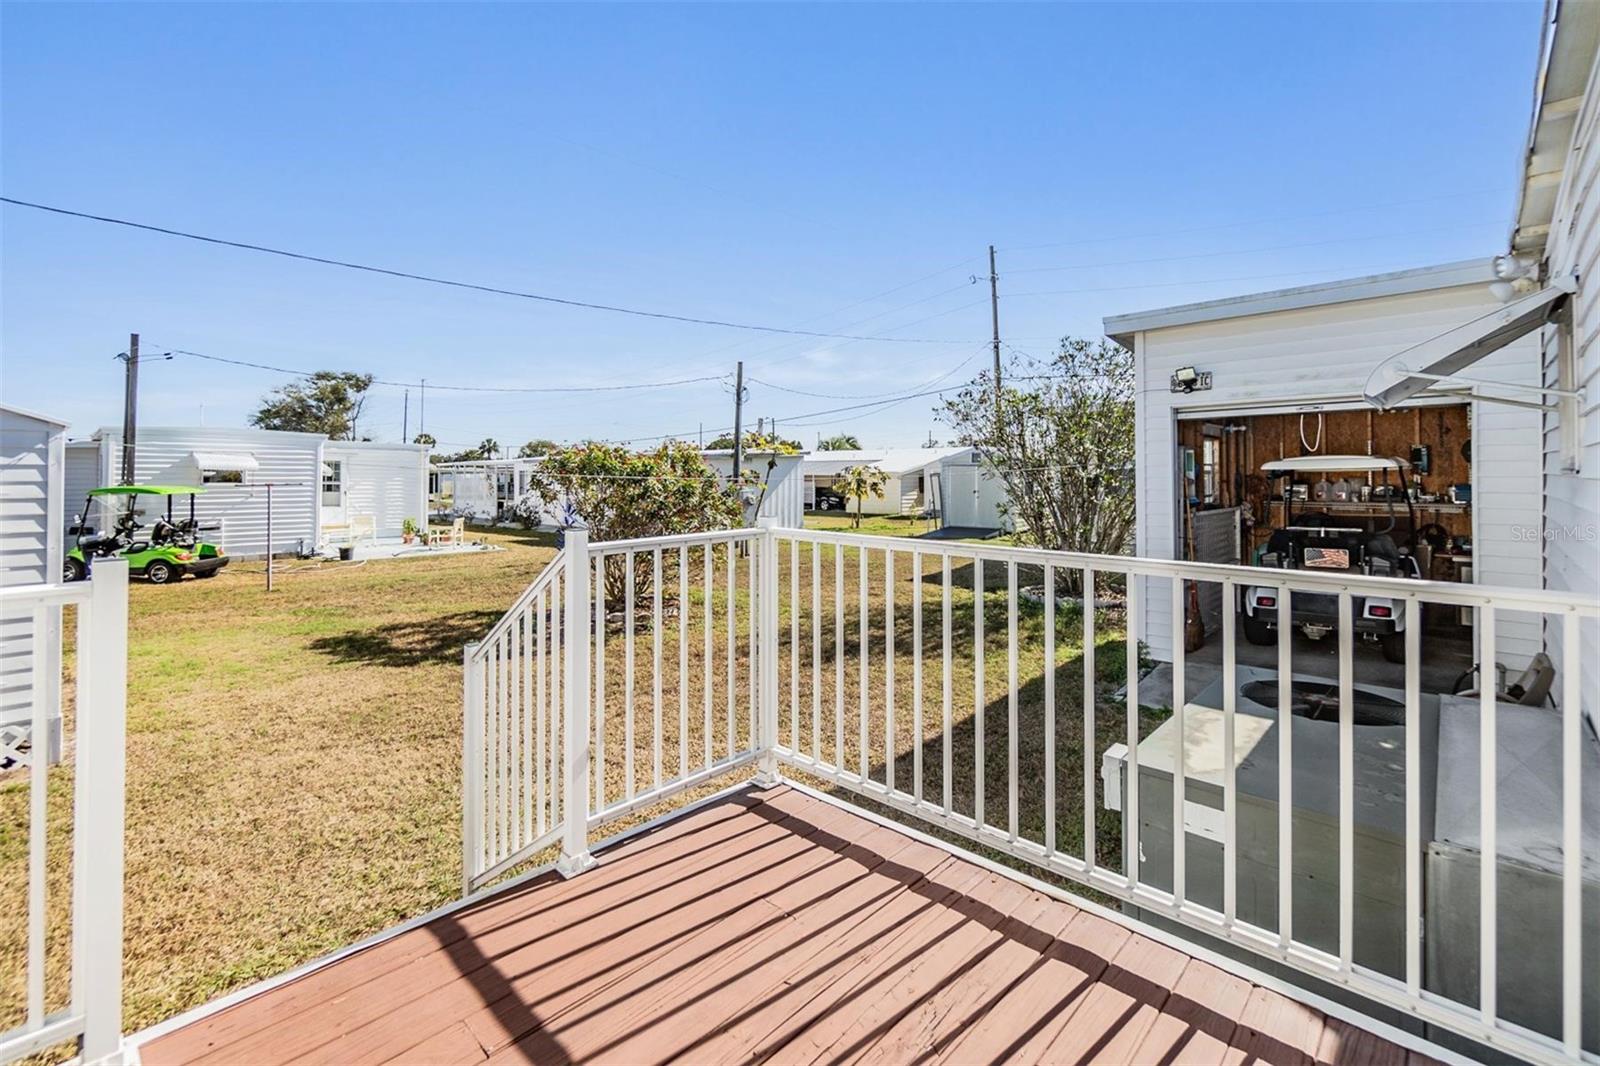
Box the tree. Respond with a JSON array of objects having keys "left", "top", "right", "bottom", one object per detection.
[
  {"left": 251, "top": 371, "right": 373, "bottom": 439},
  {"left": 519, "top": 441, "right": 742, "bottom": 604},
  {"left": 518, "top": 438, "right": 558, "bottom": 458},
  {"left": 413, "top": 432, "right": 436, "bottom": 447},
  {"left": 939, "top": 337, "right": 1135, "bottom": 593},
  {"left": 817, "top": 434, "right": 861, "bottom": 451},
  {"left": 836, "top": 465, "right": 890, "bottom": 529},
  {"left": 705, "top": 430, "right": 801, "bottom": 454}
]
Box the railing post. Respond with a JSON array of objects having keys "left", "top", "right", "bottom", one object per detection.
[
  {"left": 461, "top": 641, "right": 483, "bottom": 896},
  {"left": 77, "top": 560, "right": 127, "bottom": 1066},
  {"left": 754, "top": 518, "right": 781, "bottom": 785},
  {"left": 558, "top": 528, "right": 596, "bottom": 877}
]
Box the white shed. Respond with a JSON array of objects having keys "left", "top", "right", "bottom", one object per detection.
[
  {"left": 1104, "top": 258, "right": 1545, "bottom": 666},
  {"left": 320, "top": 440, "right": 431, "bottom": 543},
  {"left": 0, "top": 404, "right": 67, "bottom": 761},
  {"left": 65, "top": 425, "right": 432, "bottom": 557},
  {"left": 702, "top": 450, "right": 806, "bottom": 528},
  {"left": 932, "top": 449, "right": 1012, "bottom": 531}
]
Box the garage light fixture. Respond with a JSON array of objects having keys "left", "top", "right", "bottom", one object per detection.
[{"left": 1170, "top": 366, "right": 1212, "bottom": 393}]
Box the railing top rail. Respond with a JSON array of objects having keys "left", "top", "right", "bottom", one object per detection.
[
  {"left": 775, "top": 526, "right": 1600, "bottom": 616},
  {"left": 0, "top": 581, "right": 92, "bottom": 608},
  {"left": 472, "top": 548, "right": 565, "bottom": 653},
  {"left": 586, "top": 527, "right": 763, "bottom": 554}
]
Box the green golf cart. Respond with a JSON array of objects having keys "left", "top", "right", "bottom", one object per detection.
[{"left": 65, "top": 485, "right": 229, "bottom": 585}]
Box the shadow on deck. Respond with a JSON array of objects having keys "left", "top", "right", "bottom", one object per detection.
[{"left": 136, "top": 786, "right": 1435, "bottom": 1065}]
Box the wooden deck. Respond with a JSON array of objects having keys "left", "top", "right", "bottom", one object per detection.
[{"left": 139, "top": 785, "right": 1433, "bottom": 1065}]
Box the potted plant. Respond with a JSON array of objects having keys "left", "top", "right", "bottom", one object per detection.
[{"left": 401, "top": 517, "right": 420, "bottom": 544}]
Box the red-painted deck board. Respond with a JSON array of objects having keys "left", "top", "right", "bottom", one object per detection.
[{"left": 139, "top": 786, "right": 1431, "bottom": 1066}]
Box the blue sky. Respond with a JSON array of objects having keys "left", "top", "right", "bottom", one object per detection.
[{"left": 1, "top": 2, "right": 1543, "bottom": 452}]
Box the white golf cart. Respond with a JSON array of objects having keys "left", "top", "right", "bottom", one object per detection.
[{"left": 1241, "top": 455, "right": 1422, "bottom": 663}]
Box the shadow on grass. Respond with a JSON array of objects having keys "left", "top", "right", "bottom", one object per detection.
[{"left": 309, "top": 609, "right": 503, "bottom": 667}]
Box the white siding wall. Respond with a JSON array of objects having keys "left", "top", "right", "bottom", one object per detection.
[
  {"left": 939, "top": 454, "right": 1012, "bottom": 530},
  {"left": 1538, "top": 48, "right": 1600, "bottom": 728},
  {"left": 0, "top": 407, "right": 66, "bottom": 747},
  {"left": 705, "top": 453, "right": 806, "bottom": 527},
  {"left": 64, "top": 438, "right": 114, "bottom": 533},
  {"left": 322, "top": 441, "right": 429, "bottom": 540},
  {"left": 103, "top": 426, "right": 324, "bottom": 558},
  {"left": 1131, "top": 281, "right": 1545, "bottom": 663}
]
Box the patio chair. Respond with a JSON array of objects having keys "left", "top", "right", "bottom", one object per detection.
[{"left": 428, "top": 517, "right": 465, "bottom": 547}]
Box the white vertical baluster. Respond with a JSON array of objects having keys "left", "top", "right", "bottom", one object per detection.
[
  {"left": 537, "top": 589, "right": 548, "bottom": 836},
  {"left": 1007, "top": 561, "right": 1019, "bottom": 843},
  {"left": 728, "top": 539, "right": 737, "bottom": 759},
  {"left": 680, "top": 545, "right": 690, "bottom": 781},
  {"left": 491, "top": 635, "right": 502, "bottom": 862},
  {"left": 749, "top": 533, "right": 759, "bottom": 755},
  {"left": 653, "top": 548, "right": 663, "bottom": 790},
  {"left": 835, "top": 542, "right": 845, "bottom": 769},
  {"left": 1045, "top": 564, "right": 1056, "bottom": 856},
  {"left": 462, "top": 643, "right": 483, "bottom": 893},
  {"left": 593, "top": 558, "right": 605, "bottom": 812},
  {"left": 885, "top": 549, "right": 895, "bottom": 791},
  {"left": 790, "top": 537, "right": 799, "bottom": 753},
  {"left": 1337, "top": 591, "right": 1354, "bottom": 972},
  {"left": 1083, "top": 566, "right": 1096, "bottom": 872},
  {"left": 511, "top": 614, "right": 523, "bottom": 852},
  {"left": 811, "top": 540, "right": 821, "bottom": 763},
  {"left": 913, "top": 550, "right": 924, "bottom": 805},
  {"left": 943, "top": 553, "right": 953, "bottom": 815},
  {"left": 1277, "top": 586, "right": 1293, "bottom": 945},
  {"left": 28, "top": 604, "right": 46, "bottom": 1025},
  {"left": 1126, "top": 574, "right": 1140, "bottom": 885},
  {"left": 974, "top": 557, "right": 985, "bottom": 828},
  {"left": 859, "top": 544, "right": 869, "bottom": 779},
  {"left": 522, "top": 610, "right": 533, "bottom": 847},
  {"left": 1223, "top": 578, "right": 1237, "bottom": 922},
  {"left": 625, "top": 551, "right": 636, "bottom": 799},
  {"left": 703, "top": 543, "right": 714, "bottom": 772},
  {"left": 1172, "top": 577, "right": 1187, "bottom": 906},
  {"left": 1479, "top": 604, "right": 1497, "bottom": 1025},
  {"left": 1561, "top": 609, "right": 1581, "bottom": 1057},
  {"left": 1404, "top": 593, "right": 1421, "bottom": 994},
  {"left": 551, "top": 572, "right": 563, "bottom": 828}
]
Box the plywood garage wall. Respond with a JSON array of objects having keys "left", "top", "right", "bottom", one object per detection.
[{"left": 1178, "top": 404, "right": 1475, "bottom": 564}]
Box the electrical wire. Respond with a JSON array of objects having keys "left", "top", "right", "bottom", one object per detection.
[
  {"left": 1, "top": 196, "right": 960, "bottom": 344},
  {"left": 158, "top": 344, "right": 728, "bottom": 393}
]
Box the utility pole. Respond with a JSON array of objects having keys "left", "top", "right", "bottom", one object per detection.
[
  {"left": 402, "top": 388, "right": 410, "bottom": 443},
  {"left": 731, "top": 361, "right": 745, "bottom": 515},
  {"left": 419, "top": 379, "right": 426, "bottom": 439},
  {"left": 988, "top": 245, "right": 1002, "bottom": 405},
  {"left": 120, "top": 333, "right": 140, "bottom": 484}
]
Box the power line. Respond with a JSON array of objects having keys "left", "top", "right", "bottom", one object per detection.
[
  {"left": 747, "top": 347, "right": 982, "bottom": 399},
  {"left": 2, "top": 196, "right": 962, "bottom": 344},
  {"left": 159, "top": 344, "right": 727, "bottom": 393}
]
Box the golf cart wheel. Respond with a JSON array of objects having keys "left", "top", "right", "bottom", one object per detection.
[
  {"left": 1241, "top": 611, "right": 1276, "bottom": 646},
  {"left": 64, "top": 557, "right": 86, "bottom": 582},
  {"left": 1379, "top": 631, "right": 1406, "bottom": 664},
  {"left": 145, "top": 560, "right": 178, "bottom": 585}
]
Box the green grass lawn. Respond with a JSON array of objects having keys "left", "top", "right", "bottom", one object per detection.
[{"left": 1, "top": 521, "right": 1147, "bottom": 1042}]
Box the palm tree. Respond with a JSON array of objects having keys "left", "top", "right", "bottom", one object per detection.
[
  {"left": 817, "top": 433, "right": 861, "bottom": 451},
  {"left": 836, "top": 465, "right": 890, "bottom": 529}
]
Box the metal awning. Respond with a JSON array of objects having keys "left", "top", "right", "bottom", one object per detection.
[
  {"left": 1363, "top": 276, "right": 1578, "bottom": 410},
  {"left": 188, "top": 451, "right": 259, "bottom": 473}
]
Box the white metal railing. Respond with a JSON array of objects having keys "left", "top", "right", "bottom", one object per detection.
[
  {"left": 0, "top": 561, "right": 128, "bottom": 1066},
  {"left": 463, "top": 526, "right": 1598, "bottom": 1064}
]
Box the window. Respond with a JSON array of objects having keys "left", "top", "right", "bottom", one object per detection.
[
  {"left": 202, "top": 469, "right": 243, "bottom": 484},
  {"left": 1557, "top": 311, "right": 1582, "bottom": 473},
  {"left": 1201, "top": 438, "right": 1220, "bottom": 503},
  {"left": 322, "top": 461, "right": 343, "bottom": 505}
]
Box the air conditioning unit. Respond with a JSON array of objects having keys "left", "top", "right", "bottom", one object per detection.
[{"left": 1104, "top": 666, "right": 1441, "bottom": 978}]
